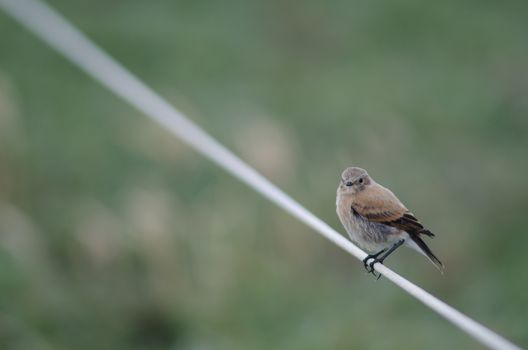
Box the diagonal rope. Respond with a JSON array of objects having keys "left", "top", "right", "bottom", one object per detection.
[{"left": 0, "top": 1, "right": 522, "bottom": 349}]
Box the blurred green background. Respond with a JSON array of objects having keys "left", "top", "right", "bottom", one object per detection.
[{"left": 1, "top": 0, "right": 527, "bottom": 349}]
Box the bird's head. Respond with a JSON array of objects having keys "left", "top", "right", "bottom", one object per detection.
[{"left": 337, "top": 167, "right": 372, "bottom": 195}]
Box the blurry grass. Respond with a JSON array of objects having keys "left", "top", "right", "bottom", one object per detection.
[{"left": 1, "top": 0, "right": 528, "bottom": 349}]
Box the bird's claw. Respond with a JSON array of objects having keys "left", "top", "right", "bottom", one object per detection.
[
  {"left": 369, "top": 259, "right": 384, "bottom": 280},
  {"left": 362, "top": 255, "right": 384, "bottom": 280}
]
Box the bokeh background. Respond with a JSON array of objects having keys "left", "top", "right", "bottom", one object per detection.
[{"left": 1, "top": 0, "right": 527, "bottom": 349}]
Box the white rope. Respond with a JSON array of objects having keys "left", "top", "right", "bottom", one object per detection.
[{"left": 0, "top": 1, "right": 522, "bottom": 349}]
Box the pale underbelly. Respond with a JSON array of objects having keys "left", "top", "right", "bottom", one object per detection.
[{"left": 342, "top": 215, "right": 405, "bottom": 253}]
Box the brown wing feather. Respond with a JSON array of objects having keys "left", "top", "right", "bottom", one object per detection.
[
  {"left": 351, "top": 184, "right": 407, "bottom": 222},
  {"left": 352, "top": 184, "right": 434, "bottom": 237},
  {"left": 383, "top": 212, "right": 435, "bottom": 237}
]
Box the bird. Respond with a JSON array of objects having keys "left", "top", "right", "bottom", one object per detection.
[{"left": 336, "top": 166, "right": 443, "bottom": 278}]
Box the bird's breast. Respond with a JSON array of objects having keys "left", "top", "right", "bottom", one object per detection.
[{"left": 336, "top": 194, "right": 403, "bottom": 252}]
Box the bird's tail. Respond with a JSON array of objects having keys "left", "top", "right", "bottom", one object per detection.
[{"left": 408, "top": 234, "right": 444, "bottom": 273}]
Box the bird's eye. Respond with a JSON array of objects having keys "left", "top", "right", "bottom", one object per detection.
[
  {"left": 345, "top": 181, "right": 353, "bottom": 187},
  {"left": 358, "top": 178, "right": 364, "bottom": 184}
]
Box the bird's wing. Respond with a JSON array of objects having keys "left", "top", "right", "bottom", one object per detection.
[
  {"left": 351, "top": 184, "right": 407, "bottom": 222},
  {"left": 383, "top": 212, "right": 434, "bottom": 237},
  {"left": 351, "top": 184, "right": 434, "bottom": 237}
]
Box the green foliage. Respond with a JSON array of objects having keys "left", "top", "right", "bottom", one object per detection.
[{"left": 0, "top": 0, "right": 527, "bottom": 349}]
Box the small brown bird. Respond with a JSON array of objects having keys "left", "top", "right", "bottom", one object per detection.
[{"left": 336, "top": 167, "right": 443, "bottom": 277}]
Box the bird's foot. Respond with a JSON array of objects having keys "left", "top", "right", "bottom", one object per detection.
[
  {"left": 366, "top": 258, "right": 384, "bottom": 280},
  {"left": 362, "top": 250, "right": 386, "bottom": 279}
]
